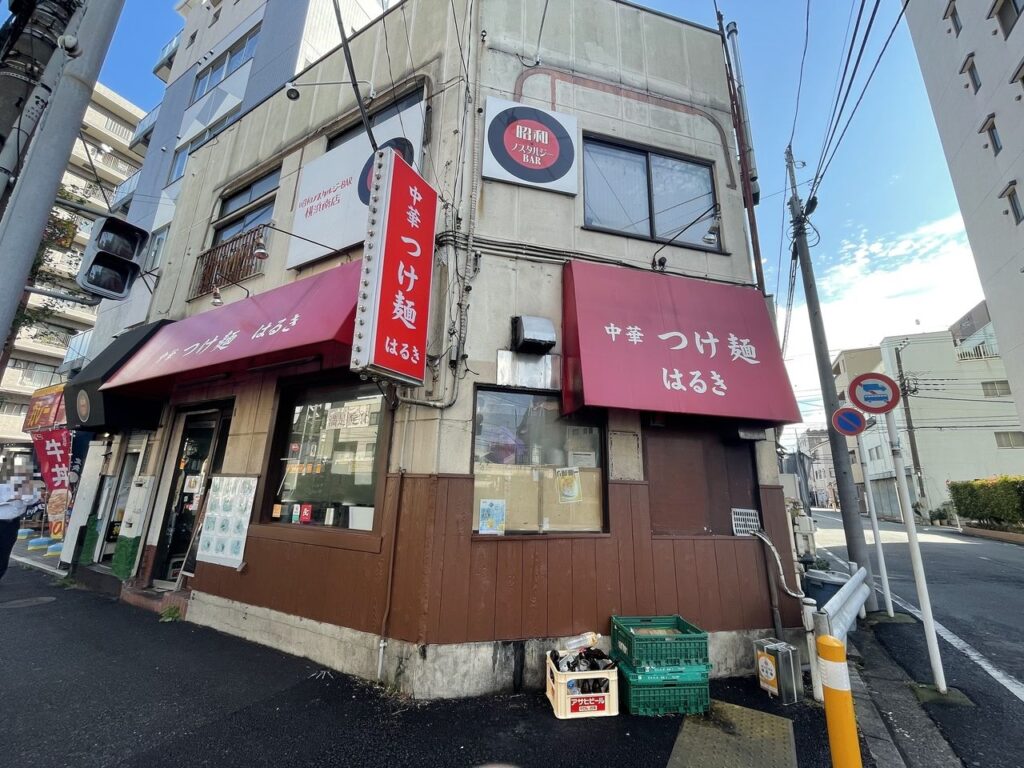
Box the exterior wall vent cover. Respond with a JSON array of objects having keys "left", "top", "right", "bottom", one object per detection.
[
  {"left": 731, "top": 507, "right": 762, "bottom": 536},
  {"left": 511, "top": 315, "right": 556, "bottom": 355}
]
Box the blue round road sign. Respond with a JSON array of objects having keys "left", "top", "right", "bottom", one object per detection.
[{"left": 831, "top": 407, "right": 867, "bottom": 437}]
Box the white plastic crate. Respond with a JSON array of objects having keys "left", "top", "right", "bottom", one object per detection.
[{"left": 545, "top": 651, "right": 620, "bottom": 719}]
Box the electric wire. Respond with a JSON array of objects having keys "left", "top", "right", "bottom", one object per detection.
[
  {"left": 812, "top": 0, "right": 910, "bottom": 196},
  {"left": 788, "top": 0, "right": 812, "bottom": 147},
  {"left": 77, "top": 130, "right": 111, "bottom": 211}
]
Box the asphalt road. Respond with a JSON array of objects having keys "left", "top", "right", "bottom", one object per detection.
[
  {"left": 814, "top": 510, "right": 1024, "bottom": 768},
  {"left": 2, "top": 564, "right": 849, "bottom": 768}
]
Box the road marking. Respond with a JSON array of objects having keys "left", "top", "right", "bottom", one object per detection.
[{"left": 820, "top": 546, "right": 1024, "bottom": 705}]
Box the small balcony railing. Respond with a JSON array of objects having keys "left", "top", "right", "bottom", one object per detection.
[
  {"left": 111, "top": 169, "right": 141, "bottom": 209},
  {"left": 188, "top": 225, "right": 266, "bottom": 300},
  {"left": 130, "top": 103, "right": 161, "bottom": 147},
  {"left": 956, "top": 343, "right": 999, "bottom": 361}
]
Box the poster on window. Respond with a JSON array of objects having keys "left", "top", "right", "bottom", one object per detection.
[
  {"left": 556, "top": 467, "right": 583, "bottom": 504},
  {"left": 287, "top": 97, "right": 426, "bottom": 269},
  {"left": 196, "top": 475, "right": 258, "bottom": 569},
  {"left": 478, "top": 499, "right": 507, "bottom": 535},
  {"left": 482, "top": 97, "right": 578, "bottom": 195}
]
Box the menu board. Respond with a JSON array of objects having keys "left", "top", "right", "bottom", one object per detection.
[{"left": 196, "top": 475, "right": 257, "bottom": 569}]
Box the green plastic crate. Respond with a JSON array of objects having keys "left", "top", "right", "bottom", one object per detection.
[
  {"left": 610, "top": 615, "right": 709, "bottom": 669},
  {"left": 619, "top": 661, "right": 711, "bottom": 716}
]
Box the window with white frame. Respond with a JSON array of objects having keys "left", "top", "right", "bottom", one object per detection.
[
  {"left": 167, "top": 107, "right": 240, "bottom": 186},
  {"left": 142, "top": 226, "right": 169, "bottom": 272},
  {"left": 191, "top": 24, "right": 260, "bottom": 103},
  {"left": 982, "top": 379, "right": 1011, "bottom": 397},
  {"left": 995, "top": 430, "right": 1024, "bottom": 448},
  {"left": 582, "top": 138, "right": 720, "bottom": 249}
]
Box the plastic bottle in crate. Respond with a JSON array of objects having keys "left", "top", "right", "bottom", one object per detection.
[{"left": 564, "top": 631, "right": 601, "bottom": 650}]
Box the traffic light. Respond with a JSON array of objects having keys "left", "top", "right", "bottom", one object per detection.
[{"left": 75, "top": 217, "right": 149, "bottom": 300}]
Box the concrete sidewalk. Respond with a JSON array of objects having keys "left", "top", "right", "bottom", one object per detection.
[{"left": 0, "top": 564, "right": 870, "bottom": 768}]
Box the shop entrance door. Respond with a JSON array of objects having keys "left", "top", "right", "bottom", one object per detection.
[{"left": 152, "top": 408, "right": 231, "bottom": 584}]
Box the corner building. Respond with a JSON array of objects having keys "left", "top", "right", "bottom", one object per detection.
[{"left": 71, "top": 0, "right": 802, "bottom": 697}]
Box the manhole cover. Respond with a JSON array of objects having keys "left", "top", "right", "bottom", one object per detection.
[{"left": 0, "top": 596, "right": 57, "bottom": 609}]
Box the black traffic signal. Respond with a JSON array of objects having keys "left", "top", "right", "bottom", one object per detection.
[{"left": 76, "top": 217, "right": 149, "bottom": 300}]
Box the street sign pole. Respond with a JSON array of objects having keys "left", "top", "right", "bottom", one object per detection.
[
  {"left": 856, "top": 431, "right": 894, "bottom": 617},
  {"left": 884, "top": 408, "right": 946, "bottom": 693}
]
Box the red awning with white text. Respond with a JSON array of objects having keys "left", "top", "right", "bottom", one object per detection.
[
  {"left": 102, "top": 262, "right": 361, "bottom": 393},
  {"left": 562, "top": 261, "right": 801, "bottom": 424}
]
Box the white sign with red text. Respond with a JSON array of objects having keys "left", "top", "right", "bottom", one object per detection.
[
  {"left": 287, "top": 98, "right": 425, "bottom": 269},
  {"left": 482, "top": 97, "right": 578, "bottom": 195},
  {"left": 350, "top": 149, "right": 438, "bottom": 386}
]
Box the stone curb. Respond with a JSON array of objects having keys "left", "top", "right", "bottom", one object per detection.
[{"left": 848, "top": 659, "right": 907, "bottom": 768}]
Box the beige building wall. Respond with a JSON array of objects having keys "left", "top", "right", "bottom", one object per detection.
[
  {"left": 143, "top": 0, "right": 760, "bottom": 486},
  {"left": 832, "top": 346, "right": 882, "bottom": 487}
]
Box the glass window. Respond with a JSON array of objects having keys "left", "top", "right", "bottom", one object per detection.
[
  {"left": 951, "top": 6, "right": 962, "bottom": 35},
  {"left": 995, "top": 430, "right": 1024, "bottom": 448},
  {"left": 982, "top": 380, "right": 1011, "bottom": 397},
  {"left": 212, "top": 199, "right": 274, "bottom": 244},
  {"left": 988, "top": 122, "right": 1003, "bottom": 155},
  {"left": 583, "top": 142, "right": 649, "bottom": 236},
  {"left": 997, "top": 0, "right": 1022, "bottom": 37},
  {"left": 143, "top": 227, "right": 169, "bottom": 271},
  {"left": 220, "top": 168, "right": 280, "bottom": 217},
  {"left": 270, "top": 381, "right": 384, "bottom": 529},
  {"left": 583, "top": 139, "right": 719, "bottom": 248},
  {"left": 168, "top": 147, "right": 188, "bottom": 183},
  {"left": 326, "top": 91, "right": 424, "bottom": 151},
  {"left": 967, "top": 60, "right": 981, "bottom": 92},
  {"left": 191, "top": 24, "right": 260, "bottom": 104},
  {"left": 651, "top": 154, "right": 716, "bottom": 245},
  {"left": 473, "top": 390, "right": 605, "bottom": 534},
  {"left": 1008, "top": 188, "right": 1024, "bottom": 225}
]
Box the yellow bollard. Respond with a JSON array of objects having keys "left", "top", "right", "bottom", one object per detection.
[{"left": 817, "top": 635, "right": 862, "bottom": 768}]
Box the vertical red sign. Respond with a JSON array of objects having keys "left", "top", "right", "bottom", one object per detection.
[
  {"left": 31, "top": 428, "right": 71, "bottom": 493},
  {"left": 351, "top": 149, "right": 438, "bottom": 386}
]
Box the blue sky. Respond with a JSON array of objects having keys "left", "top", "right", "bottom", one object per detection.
[{"left": 14, "top": 1, "right": 984, "bottom": 428}]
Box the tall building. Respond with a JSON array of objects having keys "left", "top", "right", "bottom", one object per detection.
[
  {"left": 63, "top": 0, "right": 804, "bottom": 696},
  {"left": 905, "top": 3, "right": 1024, "bottom": 425},
  {"left": 0, "top": 82, "right": 143, "bottom": 481},
  {"left": 798, "top": 428, "right": 835, "bottom": 507},
  {"left": 92, "top": 0, "right": 386, "bottom": 348},
  {"left": 856, "top": 302, "right": 1021, "bottom": 520}
]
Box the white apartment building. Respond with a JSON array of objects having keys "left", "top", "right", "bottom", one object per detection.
[
  {"left": 0, "top": 83, "right": 142, "bottom": 481},
  {"left": 799, "top": 428, "right": 835, "bottom": 507},
  {"left": 858, "top": 305, "right": 1022, "bottom": 520},
  {"left": 905, "top": 3, "right": 1024, "bottom": 426},
  {"left": 833, "top": 346, "right": 883, "bottom": 512}
]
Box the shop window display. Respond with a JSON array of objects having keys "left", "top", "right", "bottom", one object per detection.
[
  {"left": 270, "top": 381, "right": 383, "bottom": 530},
  {"left": 473, "top": 390, "right": 605, "bottom": 534}
]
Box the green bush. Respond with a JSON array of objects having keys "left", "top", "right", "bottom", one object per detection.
[{"left": 948, "top": 476, "right": 1024, "bottom": 526}]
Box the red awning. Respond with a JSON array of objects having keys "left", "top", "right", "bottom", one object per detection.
[
  {"left": 103, "top": 262, "right": 361, "bottom": 393},
  {"left": 23, "top": 384, "right": 67, "bottom": 432},
  {"left": 562, "top": 261, "right": 801, "bottom": 424}
]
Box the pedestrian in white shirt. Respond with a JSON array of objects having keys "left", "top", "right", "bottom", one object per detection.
[{"left": 0, "top": 479, "right": 41, "bottom": 582}]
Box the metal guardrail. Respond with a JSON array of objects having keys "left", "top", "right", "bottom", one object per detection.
[{"left": 812, "top": 566, "right": 870, "bottom": 643}]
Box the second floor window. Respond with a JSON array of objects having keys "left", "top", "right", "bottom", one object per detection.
[
  {"left": 583, "top": 139, "right": 719, "bottom": 250},
  {"left": 212, "top": 168, "right": 280, "bottom": 244},
  {"left": 192, "top": 24, "right": 260, "bottom": 103},
  {"left": 982, "top": 380, "right": 1011, "bottom": 397},
  {"left": 994, "top": 0, "right": 1024, "bottom": 38}
]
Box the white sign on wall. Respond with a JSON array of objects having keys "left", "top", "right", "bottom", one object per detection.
[
  {"left": 482, "top": 96, "right": 578, "bottom": 195},
  {"left": 287, "top": 99, "right": 425, "bottom": 269}
]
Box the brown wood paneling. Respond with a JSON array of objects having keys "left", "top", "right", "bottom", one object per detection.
[
  {"left": 609, "top": 483, "right": 637, "bottom": 616},
  {"left": 760, "top": 484, "right": 802, "bottom": 627},
  {"left": 571, "top": 539, "right": 598, "bottom": 634},
  {"left": 693, "top": 539, "right": 724, "bottom": 631},
  {"left": 651, "top": 539, "right": 679, "bottom": 616},
  {"left": 466, "top": 540, "right": 498, "bottom": 641},
  {"left": 703, "top": 437, "right": 733, "bottom": 535},
  {"left": 714, "top": 539, "right": 745, "bottom": 630},
  {"left": 494, "top": 541, "right": 524, "bottom": 639},
  {"left": 436, "top": 478, "right": 474, "bottom": 643},
  {"left": 594, "top": 534, "right": 621, "bottom": 634},
  {"left": 521, "top": 540, "right": 549, "bottom": 637},
  {"left": 630, "top": 484, "right": 657, "bottom": 615},
  {"left": 734, "top": 538, "right": 772, "bottom": 629},
  {"left": 672, "top": 539, "right": 702, "bottom": 623},
  {"left": 725, "top": 442, "right": 758, "bottom": 510},
  {"left": 646, "top": 429, "right": 708, "bottom": 534},
  {"left": 387, "top": 476, "right": 435, "bottom": 642},
  {"left": 546, "top": 538, "right": 574, "bottom": 637},
  {"left": 424, "top": 478, "right": 450, "bottom": 642}
]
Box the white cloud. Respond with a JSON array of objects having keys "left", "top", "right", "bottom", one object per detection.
[{"left": 779, "top": 212, "right": 983, "bottom": 435}]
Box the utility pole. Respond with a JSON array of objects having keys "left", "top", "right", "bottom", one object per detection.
[
  {"left": 894, "top": 341, "right": 927, "bottom": 513},
  {"left": 785, "top": 145, "right": 878, "bottom": 611},
  {"left": 0, "top": 0, "right": 126, "bottom": 350}
]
